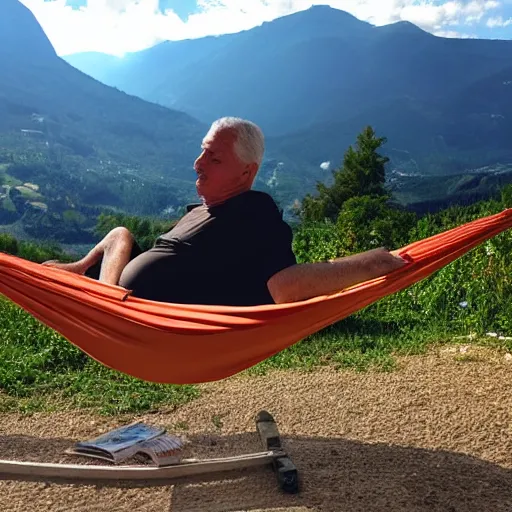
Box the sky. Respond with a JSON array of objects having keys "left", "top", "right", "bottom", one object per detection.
[{"left": 20, "top": 0, "right": 512, "bottom": 57}]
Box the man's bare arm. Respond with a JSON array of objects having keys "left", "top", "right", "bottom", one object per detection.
[{"left": 267, "top": 247, "right": 408, "bottom": 304}]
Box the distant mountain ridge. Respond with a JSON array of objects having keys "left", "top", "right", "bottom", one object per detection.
[
  {"left": 63, "top": 4, "right": 512, "bottom": 202},
  {"left": 0, "top": 0, "right": 349, "bottom": 241},
  {"left": 0, "top": 0, "right": 56, "bottom": 62},
  {"left": 1, "top": 0, "right": 512, "bottom": 244},
  {"left": 64, "top": 5, "right": 512, "bottom": 136}
]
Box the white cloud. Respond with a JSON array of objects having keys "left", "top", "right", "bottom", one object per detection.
[
  {"left": 320, "top": 161, "right": 331, "bottom": 171},
  {"left": 400, "top": 1, "right": 500, "bottom": 31},
  {"left": 434, "top": 29, "right": 478, "bottom": 37},
  {"left": 20, "top": 0, "right": 186, "bottom": 55},
  {"left": 487, "top": 15, "right": 512, "bottom": 26},
  {"left": 20, "top": 0, "right": 505, "bottom": 56}
]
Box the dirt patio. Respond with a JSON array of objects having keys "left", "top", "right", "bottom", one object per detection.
[{"left": 1, "top": 345, "right": 512, "bottom": 511}]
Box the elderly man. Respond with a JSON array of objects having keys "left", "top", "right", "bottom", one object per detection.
[{"left": 43, "top": 117, "right": 406, "bottom": 305}]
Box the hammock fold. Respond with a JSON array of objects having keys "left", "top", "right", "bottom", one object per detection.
[{"left": 1, "top": 209, "right": 512, "bottom": 385}]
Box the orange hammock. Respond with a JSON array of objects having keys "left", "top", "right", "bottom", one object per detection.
[{"left": 1, "top": 209, "right": 512, "bottom": 385}]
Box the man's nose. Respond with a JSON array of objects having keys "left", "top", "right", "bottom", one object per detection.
[{"left": 194, "top": 152, "right": 205, "bottom": 169}]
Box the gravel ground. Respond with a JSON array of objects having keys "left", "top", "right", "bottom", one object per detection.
[{"left": 1, "top": 345, "right": 512, "bottom": 512}]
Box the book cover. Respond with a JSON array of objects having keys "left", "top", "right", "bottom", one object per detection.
[{"left": 66, "top": 422, "right": 185, "bottom": 465}]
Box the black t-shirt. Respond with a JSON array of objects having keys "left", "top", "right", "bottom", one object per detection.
[{"left": 119, "top": 190, "right": 296, "bottom": 306}]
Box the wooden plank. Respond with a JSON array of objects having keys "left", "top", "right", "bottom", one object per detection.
[
  {"left": 0, "top": 450, "right": 283, "bottom": 484},
  {"left": 255, "top": 410, "right": 299, "bottom": 494},
  {"left": 255, "top": 410, "right": 282, "bottom": 450}
]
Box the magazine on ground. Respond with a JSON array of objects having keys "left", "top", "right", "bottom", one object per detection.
[{"left": 65, "top": 422, "right": 186, "bottom": 466}]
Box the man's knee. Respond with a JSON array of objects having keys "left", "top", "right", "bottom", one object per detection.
[
  {"left": 108, "top": 227, "right": 134, "bottom": 243},
  {"left": 102, "top": 227, "right": 135, "bottom": 251}
]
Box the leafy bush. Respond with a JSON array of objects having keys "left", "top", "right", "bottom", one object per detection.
[
  {"left": 0, "top": 233, "right": 18, "bottom": 254},
  {"left": 300, "top": 187, "right": 512, "bottom": 337}
]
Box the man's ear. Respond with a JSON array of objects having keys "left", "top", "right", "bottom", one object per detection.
[{"left": 244, "top": 162, "right": 259, "bottom": 179}]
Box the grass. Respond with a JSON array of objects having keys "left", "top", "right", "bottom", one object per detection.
[
  {"left": 2, "top": 197, "right": 512, "bottom": 416},
  {"left": 0, "top": 196, "right": 16, "bottom": 212},
  {"left": 15, "top": 185, "right": 43, "bottom": 200},
  {"left": 1, "top": 173, "right": 22, "bottom": 187},
  {"left": 0, "top": 297, "right": 199, "bottom": 415},
  {"left": 247, "top": 317, "right": 456, "bottom": 376},
  {"left": 1, "top": 294, "right": 509, "bottom": 417}
]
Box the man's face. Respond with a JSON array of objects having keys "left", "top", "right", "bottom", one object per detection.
[{"left": 194, "top": 129, "right": 255, "bottom": 204}]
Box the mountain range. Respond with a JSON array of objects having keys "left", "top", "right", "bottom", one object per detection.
[
  {"left": 0, "top": 0, "right": 216, "bottom": 241},
  {"left": 65, "top": 5, "right": 512, "bottom": 198},
  {"left": 1, "top": 0, "right": 512, "bottom": 243},
  {"left": 65, "top": 6, "right": 512, "bottom": 137},
  {"left": 0, "top": 0, "right": 210, "bottom": 201}
]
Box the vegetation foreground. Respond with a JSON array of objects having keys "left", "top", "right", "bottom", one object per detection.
[{"left": 1, "top": 128, "right": 512, "bottom": 415}]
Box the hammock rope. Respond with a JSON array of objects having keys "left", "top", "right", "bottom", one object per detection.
[{"left": 1, "top": 208, "right": 512, "bottom": 385}]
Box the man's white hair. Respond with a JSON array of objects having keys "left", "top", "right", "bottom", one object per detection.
[{"left": 206, "top": 117, "right": 265, "bottom": 166}]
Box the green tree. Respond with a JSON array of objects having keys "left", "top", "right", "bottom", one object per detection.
[
  {"left": 336, "top": 196, "right": 417, "bottom": 254},
  {"left": 300, "top": 126, "right": 390, "bottom": 222}
]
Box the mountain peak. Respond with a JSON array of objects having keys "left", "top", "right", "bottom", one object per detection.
[
  {"left": 0, "top": 0, "right": 57, "bottom": 62},
  {"left": 376, "top": 20, "right": 430, "bottom": 35},
  {"left": 255, "top": 4, "right": 374, "bottom": 43},
  {"left": 306, "top": 4, "right": 361, "bottom": 16},
  {"left": 278, "top": 4, "right": 373, "bottom": 26}
]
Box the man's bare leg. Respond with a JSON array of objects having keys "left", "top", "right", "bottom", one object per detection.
[
  {"left": 42, "top": 227, "right": 135, "bottom": 285},
  {"left": 267, "top": 247, "right": 408, "bottom": 304}
]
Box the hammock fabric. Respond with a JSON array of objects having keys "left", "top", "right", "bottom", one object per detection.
[{"left": 1, "top": 209, "right": 512, "bottom": 385}]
